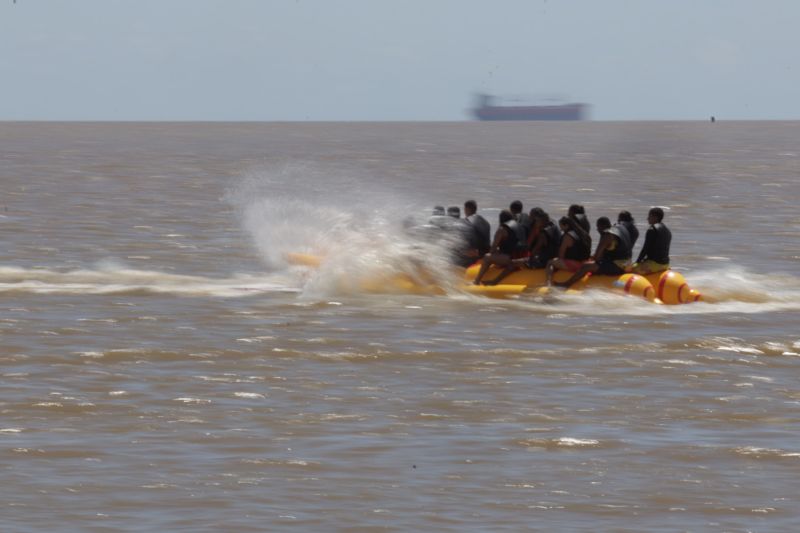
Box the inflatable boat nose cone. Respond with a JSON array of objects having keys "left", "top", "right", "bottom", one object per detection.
[{"left": 615, "top": 273, "right": 657, "bottom": 302}]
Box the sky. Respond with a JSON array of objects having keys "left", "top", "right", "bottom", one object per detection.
[{"left": 1, "top": 0, "right": 799, "bottom": 121}]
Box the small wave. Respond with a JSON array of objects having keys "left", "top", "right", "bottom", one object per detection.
[
  {"left": 733, "top": 446, "right": 800, "bottom": 460},
  {"left": 173, "top": 397, "right": 212, "bottom": 405},
  {"left": 233, "top": 392, "right": 266, "bottom": 399},
  {"left": 517, "top": 437, "right": 605, "bottom": 449},
  {"left": 556, "top": 437, "right": 600, "bottom": 446}
]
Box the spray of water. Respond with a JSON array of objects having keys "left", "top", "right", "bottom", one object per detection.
[{"left": 226, "top": 162, "right": 465, "bottom": 297}]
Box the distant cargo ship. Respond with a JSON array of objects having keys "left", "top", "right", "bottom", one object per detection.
[{"left": 472, "top": 93, "right": 589, "bottom": 121}]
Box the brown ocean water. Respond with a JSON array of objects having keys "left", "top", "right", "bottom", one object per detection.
[{"left": 2, "top": 121, "right": 800, "bottom": 532}]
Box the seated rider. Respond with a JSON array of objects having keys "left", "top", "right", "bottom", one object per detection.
[
  {"left": 427, "top": 205, "right": 450, "bottom": 229},
  {"left": 508, "top": 200, "right": 530, "bottom": 258},
  {"left": 482, "top": 208, "right": 559, "bottom": 286},
  {"left": 545, "top": 216, "right": 592, "bottom": 286},
  {"left": 527, "top": 209, "right": 561, "bottom": 269},
  {"left": 633, "top": 207, "right": 672, "bottom": 274},
  {"left": 568, "top": 204, "right": 591, "bottom": 235},
  {"left": 472, "top": 210, "right": 518, "bottom": 285},
  {"left": 463, "top": 199, "right": 491, "bottom": 258},
  {"left": 417, "top": 205, "right": 473, "bottom": 268},
  {"left": 617, "top": 210, "right": 639, "bottom": 249},
  {"left": 445, "top": 205, "right": 478, "bottom": 268},
  {"left": 554, "top": 216, "right": 633, "bottom": 288},
  {"left": 525, "top": 207, "right": 544, "bottom": 249}
]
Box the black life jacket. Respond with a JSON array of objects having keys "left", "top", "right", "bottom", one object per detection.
[
  {"left": 499, "top": 223, "right": 518, "bottom": 256},
  {"left": 604, "top": 224, "right": 633, "bottom": 262},
  {"left": 465, "top": 214, "right": 491, "bottom": 255},
  {"left": 517, "top": 212, "right": 533, "bottom": 234},
  {"left": 568, "top": 214, "right": 592, "bottom": 252},
  {"left": 506, "top": 219, "right": 527, "bottom": 251},
  {"left": 540, "top": 222, "right": 561, "bottom": 263},
  {"left": 619, "top": 220, "right": 639, "bottom": 249},
  {"left": 563, "top": 230, "right": 590, "bottom": 261},
  {"left": 573, "top": 213, "right": 591, "bottom": 234},
  {"left": 649, "top": 222, "right": 672, "bottom": 264}
]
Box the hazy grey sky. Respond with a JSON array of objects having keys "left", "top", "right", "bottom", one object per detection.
[{"left": 2, "top": 0, "right": 798, "bottom": 121}]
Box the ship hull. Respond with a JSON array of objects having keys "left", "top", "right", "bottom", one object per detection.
[{"left": 473, "top": 103, "right": 587, "bottom": 121}]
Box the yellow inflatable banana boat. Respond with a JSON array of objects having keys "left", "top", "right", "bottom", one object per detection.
[
  {"left": 461, "top": 263, "right": 702, "bottom": 304},
  {"left": 285, "top": 252, "right": 702, "bottom": 304}
]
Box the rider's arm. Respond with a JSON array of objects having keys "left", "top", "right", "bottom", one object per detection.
[{"left": 490, "top": 228, "right": 506, "bottom": 254}]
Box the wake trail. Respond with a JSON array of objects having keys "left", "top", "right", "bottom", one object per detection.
[{"left": 0, "top": 264, "right": 299, "bottom": 297}]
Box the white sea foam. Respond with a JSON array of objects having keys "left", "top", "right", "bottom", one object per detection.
[
  {"left": 0, "top": 264, "right": 298, "bottom": 298},
  {"left": 556, "top": 437, "right": 600, "bottom": 446},
  {"left": 233, "top": 392, "right": 266, "bottom": 399}
]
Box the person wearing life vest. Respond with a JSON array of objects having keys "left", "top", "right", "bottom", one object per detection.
[
  {"left": 545, "top": 216, "right": 592, "bottom": 286},
  {"left": 426, "top": 205, "right": 451, "bottom": 230},
  {"left": 463, "top": 199, "right": 491, "bottom": 258},
  {"left": 617, "top": 210, "right": 639, "bottom": 249},
  {"left": 568, "top": 204, "right": 591, "bottom": 235},
  {"left": 524, "top": 207, "right": 543, "bottom": 249},
  {"left": 472, "top": 210, "right": 518, "bottom": 285},
  {"left": 417, "top": 205, "right": 471, "bottom": 267},
  {"left": 508, "top": 200, "right": 531, "bottom": 258},
  {"left": 527, "top": 209, "right": 561, "bottom": 269},
  {"left": 444, "top": 205, "right": 478, "bottom": 268},
  {"left": 633, "top": 207, "right": 672, "bottom": 274},
  {"left": 481, "top": 208, "right": 559, "bottom": 286},
  {"left": 554, "top": 216, "right": 633, "bottom": 288},
  {"left": 509, "top": 200, "right": 532, "bottom": 232}
]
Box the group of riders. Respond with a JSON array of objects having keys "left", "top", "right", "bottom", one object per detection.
[{"left": 426, "top": 200, "right": 672, "bottom": 288}]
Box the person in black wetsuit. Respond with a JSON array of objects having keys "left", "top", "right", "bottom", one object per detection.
[
  {"left": 472, "top": 210, "right": 518, "bottom": 285},
  {"left": 554, "top": 216, "right": 633, "bottom": 288},
  {"left": 617, "top": 210, "right": 639, "bottom": 249},
  {"left": 633, "top": 207, "right": 672, "bottom": 274}
]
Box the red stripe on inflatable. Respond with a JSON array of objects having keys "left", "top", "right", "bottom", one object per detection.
[
  {"left": 677, "top": 283, "right": 688, "bottom": 303},
  {"left": 624, "top": 276, "right": 635, "bottom": 294},
  {"left": 657, "top": 273, "right": 669, "bottom": 300}
]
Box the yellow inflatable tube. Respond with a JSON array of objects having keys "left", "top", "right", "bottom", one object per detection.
[
  {"left": 462, "top": 264, "right": 659, "bottom": 303},
  {"left": 285, "top": 252, "right": 527, "bottom": 299},
  {"left": 285, "top": 253, "right": 702, "bottom": 304},
  {"left": 462, "top": 264, "right": 704, "bottom": 304}
]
